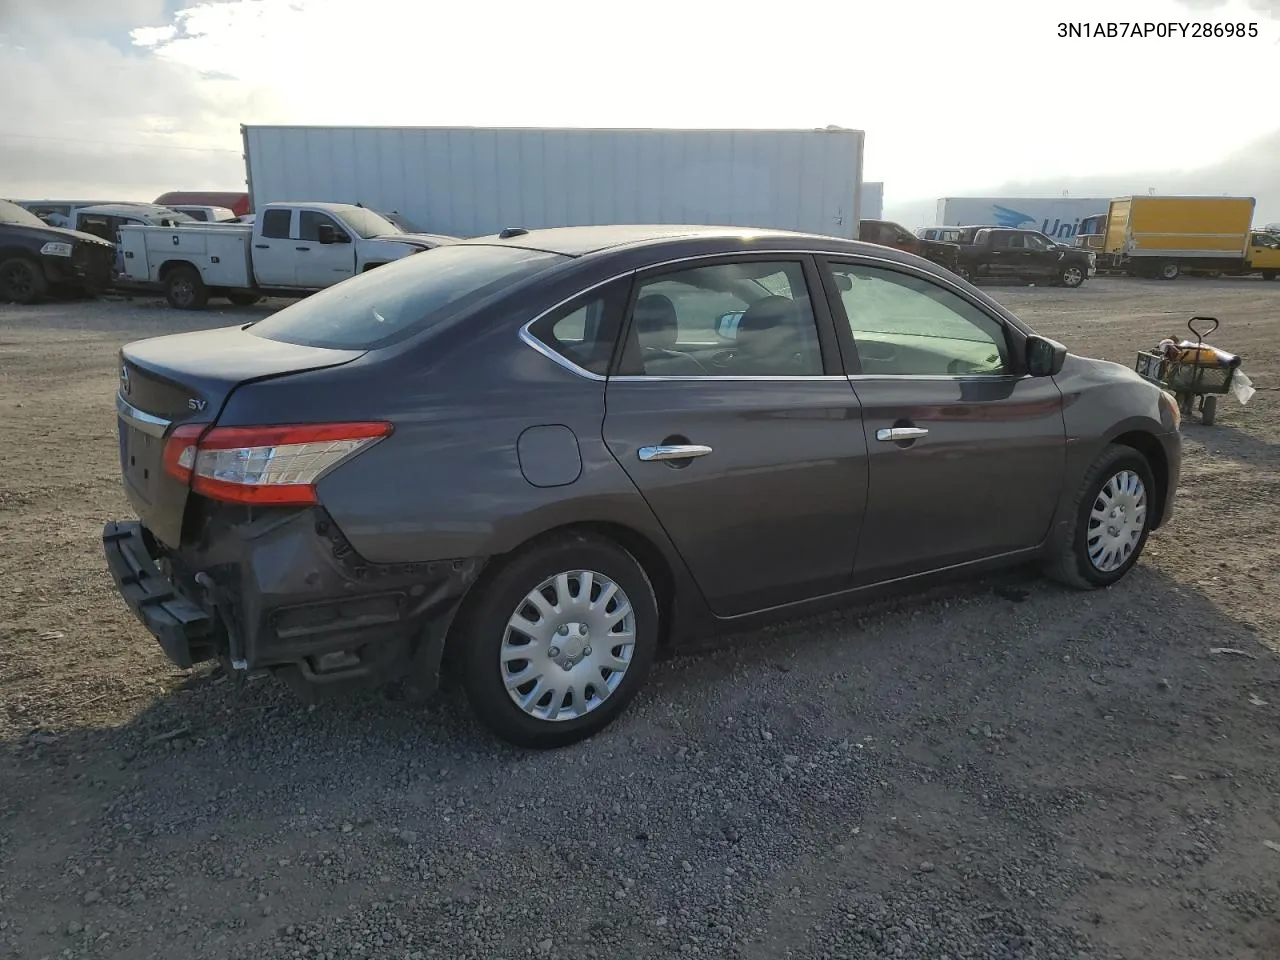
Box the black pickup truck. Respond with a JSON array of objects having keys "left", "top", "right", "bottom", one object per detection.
[
  {"left": 953, "top": 226, "right": 1095, "bottom": 287},
  {"left": 0, "top": 199, "right": 116, "bottom": 303}
]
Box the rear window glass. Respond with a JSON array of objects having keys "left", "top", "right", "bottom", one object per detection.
[{"left": 248, "top": 244, "right": 568, "bottom": 350}]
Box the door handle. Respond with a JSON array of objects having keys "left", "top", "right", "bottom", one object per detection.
[
  {"left": 638, "top": 444, "right": 713, "bottom": 461},
  {"left": 254, "top": 244, "right": 269, "bottom": 249},
  {"left": 876, "top": 427, "right": 929, "bottom": 442}
]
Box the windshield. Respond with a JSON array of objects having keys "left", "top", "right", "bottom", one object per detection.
[
  {"left": 0, "top": 199, "right": 48, "bottom": 228},
  {"left": 249, "top": 243, "right": 568, "bottom": 350},
  {"left": 335, "top": 206, "right": 402, "bottom": 238}
]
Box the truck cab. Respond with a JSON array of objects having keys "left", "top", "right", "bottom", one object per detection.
[
  {"left": 1248, "top": 231, "right": 1280, "bottom": 280},
  {"left": 74, "top": 203, "right": 195, "bottom": 277},
  {"left": 956, "top": 227, "right": 1095, "bottom": 286}
]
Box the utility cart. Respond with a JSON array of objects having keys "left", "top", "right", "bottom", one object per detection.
[{"left": 1134, "top": 317, "right": 1240, "bottom": 426}]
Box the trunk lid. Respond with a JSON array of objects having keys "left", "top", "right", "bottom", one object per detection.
[{"left": 117, "top": 325, "right": 364, "bottom": 548}]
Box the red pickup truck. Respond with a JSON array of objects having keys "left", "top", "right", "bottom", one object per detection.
[{"left": 859, "top": 219, "right": 962, "bottom": 274}]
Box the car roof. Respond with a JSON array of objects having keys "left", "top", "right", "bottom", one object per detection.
[
  {"left": 451, "top": 223, "right": 901, "bottom": 259},
  {"left": 77, "top": 203, "right": 181, "bottom": 217}
]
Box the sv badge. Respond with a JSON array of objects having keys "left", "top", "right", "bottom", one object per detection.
[{"left": 187, "top": 398, "right": 207, "bottom": 411}]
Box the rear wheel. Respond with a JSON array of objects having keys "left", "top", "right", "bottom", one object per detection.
[
  {"left": 457, "top": 532, "right": 659, "bottom": 748},
  {"left": 1158, "top": 261, "right": 1180, "bottom": 280},
  {"left": 1201, "top": 394, "right": 1218, "bottom": 426},
  {"left": 0, "top": 257, "right": 49, "bottom": 304},
  {"left": 1262, "top": 270, "right": 1277, "bottom": 281},
  {"left": 164, "top": 265, "right": 209, "bottom": 310},
  {"left": 1046, "top": 445, "right": 1155, "bottom": 590},
  {"left": 226, "top": 291, "right": 263, "bottom": 306},
  {"left": 1059, "top": 264, "right": 1085, "bottom": 288}
]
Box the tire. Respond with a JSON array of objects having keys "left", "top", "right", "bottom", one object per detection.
[
  {"left": 456, "top": 531, "right": 660, "bottom": 748},
  {"left": 1201, "top": 395, "right": 1218, "bottom": 426},
  {"left": 1262, "top": 270, "right": 1277, "bottom": 281},
  {"left": 226, "top": 291, "right": 263, "bottom": 306},
  {"left": 1045, "top": 445, "right": 1156, "bottom": 590},
  {"left": 957, "top": 265, "right": 974, "bottom": 283},
  {"left": 1059, "top": 264, "right": 1085, "bottom": 288},
  {"left": 0, "top": 257, "right": 49, "bottom": 304},
  {"left": 1158, "top": 261, "right": 1180, "bottom": 281},
  {"left": 164, "top": 264, "right": 209, "bottom": 310}
]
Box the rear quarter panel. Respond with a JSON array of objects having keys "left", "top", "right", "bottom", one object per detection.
[{"left": 216, "top": 307, "right": 688, "bottom": 576}]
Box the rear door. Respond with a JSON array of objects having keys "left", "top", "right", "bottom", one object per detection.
[
  {"left": 252, "top": 208, "right": 298, "bottom": 286},
  {"left": 986, "top": 230, "right": 1028, "bottom": 278},
  {"left": 602, "top": 254, "right": 868, "bottom": 617},
  {"left": 295, "top": 210, "right": 358, "bottom": 288},
  {"left": 818, "top": 257, "right": 1066, "bottom": 582}
]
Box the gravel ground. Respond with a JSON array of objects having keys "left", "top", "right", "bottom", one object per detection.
[{"left": 1, "top": 278, "right": 1278, "bottom": 960}]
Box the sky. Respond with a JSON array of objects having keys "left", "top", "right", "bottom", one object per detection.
[{"left": 2, "top": 0, "right": 1279, "bottom": 224}]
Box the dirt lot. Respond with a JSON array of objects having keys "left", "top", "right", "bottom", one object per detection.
[{"left": 1, "top": 278, "right": 1278, "bottom": 960}]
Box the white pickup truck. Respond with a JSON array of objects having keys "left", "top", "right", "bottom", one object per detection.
[{"left": 118, "top": 201, "right": 458, "bottom": 309}]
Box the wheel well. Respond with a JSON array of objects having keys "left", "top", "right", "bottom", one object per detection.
[
  {"left": 441, "top": 520, "right": 679, "bottom": 670},
  {"left": 158, "top": 260, "right": 196, "bottom": 281},
  {"left": 1111, "top": 431, "right": 1169, "bottom": 528},
  {"left": 361, "top": 262, "right": 388, "bottom": 273}
]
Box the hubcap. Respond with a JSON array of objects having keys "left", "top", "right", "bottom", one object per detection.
[
  {"left": 500, "top": 570, "right": 636, "bottom": 722},
  {"left": 1087, "top": 470, "right": 1148, "bottom": 573},
  {"left": 1064, "top": 268, "right": 1082, "bottom": 284},
  {"left": 173, "top": 279, "right": 192, "bottom": 303}
]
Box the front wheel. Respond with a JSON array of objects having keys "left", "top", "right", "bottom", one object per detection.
[
  {"left": 1158, "top": 261, "right": 1180, "bottom": 281},
  {"left": 457, "top": 532, "right": 659, "bottom": 748},
  {"left": 164, "top": 265, "right": 209, "bottom": 310},
  {"left": 226, "top": 291, "right": 262, "bottom": 306},
  {"left": 0, "top": 257, "right": 49, "bottom": 304},
  {"left": 1046, "top": 445, "right": 1155, "bottom": 590},
  {"left": 1262, "top": 270, "right": 1277, "bottom": 281},
  {"left": 1059, "top": 264, "right": 1085, "bottom": 288}
]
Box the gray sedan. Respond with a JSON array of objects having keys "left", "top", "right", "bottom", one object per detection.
[{"left": 103, "top": 225, "right": 1182, "bottom": 748}]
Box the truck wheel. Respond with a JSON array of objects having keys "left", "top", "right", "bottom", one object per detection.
[
  {"left": 1262, "top": 270, "right": 1277, "bottom": 281},
  {"left": 956, "top": 265, "right": 974, "bottom": 282},
  {"left": 1059, "top": 265, "right": 1085, "bottom": 288},
  {"left": 0, "top": 257, "right": 49, "bottom": 304},
  {"left": 1201, "top": 395, "right": 1218, "bottom": 426},
  {"left": 164, "top": 265, "right": 209, "bottom": 310},
  {"left": 226, "top": 291, "right": 263, "bottom": 306},
  {"left": 1158, "top": 262, "right": 1180, "bottom": 280}
]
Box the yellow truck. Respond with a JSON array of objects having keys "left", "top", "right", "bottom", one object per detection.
[{"left": 1083, "top": 195, "right": 1278, "bottom": 280}]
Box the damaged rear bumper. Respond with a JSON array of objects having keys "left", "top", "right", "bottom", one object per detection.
[
  {"left": 101, "top": 508, "right": 484, "bottom": 692},
  {"left": 102, "top": 521, "right": 214, "bottom": 669}
]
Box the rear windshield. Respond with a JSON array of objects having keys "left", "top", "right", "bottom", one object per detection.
[{"left": 248, "top": 244, "right": 568, "bottom": 350}]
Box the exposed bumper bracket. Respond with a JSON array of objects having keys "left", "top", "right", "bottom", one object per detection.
[{"left": 102, "top": 520, "right": 213, "bottom": 669}]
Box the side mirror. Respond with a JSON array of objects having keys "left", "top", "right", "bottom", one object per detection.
[
  {"left": 715, "top": 311, "right": 743, "bottom": 340},
  {"left": 1026, "top": 334, "right": 1068, "bottom": 377}
]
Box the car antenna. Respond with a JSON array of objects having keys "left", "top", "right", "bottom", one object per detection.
[{"left": 499, "top": 227, "right": 528, "bottom": 239}]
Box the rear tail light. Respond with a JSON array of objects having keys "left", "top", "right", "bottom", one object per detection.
[{"left": 163, "top": 422, "right": 392, "bottom": 505}]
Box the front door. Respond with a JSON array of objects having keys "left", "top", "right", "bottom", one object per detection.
[
  {"left": 602, "top": 255, "right": 868, "bottom": 617},
  {"left": 295, "top": 210, "right": 357, "bottom": 288},
  {"left": 819, "top": 258, "right": 1067, "bottom": 582},
  {"left": 253, "top": 208, "right": 298, "bottom": 286},
  {"left": 1023, "top": 231, "right": 1064, "bottom": 278},
  {"left": 985, "top": 230, "right": 1030, "bottom": 279}
]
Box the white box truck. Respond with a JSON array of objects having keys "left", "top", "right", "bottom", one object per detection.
[
  {"left": 934, "top": 197, "right": 1110, "bottom": 243},
  {"left": 240, "top": 124, "right": 866, "bottom": 240}
]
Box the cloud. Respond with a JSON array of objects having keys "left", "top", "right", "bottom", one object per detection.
[
  {"left": 0, "top": 1, "right": 269, "bottom": 200},
  {"left": 884, "top": 126, "right": 1280, "bottom": 228}
]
